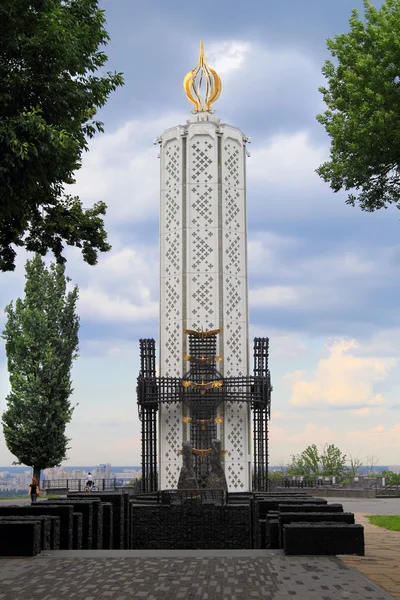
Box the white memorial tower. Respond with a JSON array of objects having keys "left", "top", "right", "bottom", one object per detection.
[{"left": 157, "top": 42, "right": 251, "bottom": 491}]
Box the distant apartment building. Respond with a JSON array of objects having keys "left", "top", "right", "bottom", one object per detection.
[
  {"left": 43, "top": 467, "right": 69, "bottom": 480},
  {"left": 114, "top": 470, "right": 142, "bottom": 484},
  {"left": 94, "top": 464, "right": 112, "bottom": 480},
  {"left": 0, "top": 470, "right": 31, "bottom": 492},
  {"left": 72, "top": 469, "right": 85, "bottom": 479}
]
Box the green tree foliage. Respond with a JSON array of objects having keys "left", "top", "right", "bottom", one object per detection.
[
  {"left": 287, "top": 444, "right": 347, "bottom": 480},
  {"left": 267, "top": 470, "right": 285, "bottom": 481},
  {"left": 320, "top": 443, "right": 348, "bottom": 477},
  {"left": 0, "top": 0, "right": 124, "bottom": 272},
  {"left": 287, "top": 444, "right": 321, "bottom": 478},
  {"left": 2, "top": 254, "right": 79, "bottom": 481},
  {"left": 381, "top": 470, "right": 400, "bottom": 484},
  {"left": 317, "top": 0, "right": 400, "bottom": 212}
]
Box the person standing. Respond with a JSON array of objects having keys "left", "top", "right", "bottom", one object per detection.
[{"left": 28, "top": 478, "right": 40, "bottom": 503}]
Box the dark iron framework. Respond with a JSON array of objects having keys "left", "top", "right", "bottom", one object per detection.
[{"left": 137, "top": 335, "right": 272, "bottom": 492}]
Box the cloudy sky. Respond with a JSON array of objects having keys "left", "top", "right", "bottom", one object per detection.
[{"left": 1, "top": 0, "right": 399, "bottom": 468}]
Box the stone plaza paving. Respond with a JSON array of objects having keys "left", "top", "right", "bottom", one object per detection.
[
  {"left": 0, "top": 497, "right": 398, "bottom": 599},
  {"left": 0, "top": 551, "right": 395, "bottom": 600},
  {"left": 340, "top": 513, "right": 400, "bottom": 600}
]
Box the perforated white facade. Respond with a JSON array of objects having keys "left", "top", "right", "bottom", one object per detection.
[{"left": 159, "top": 112, "right": 250, "bottom": 491}]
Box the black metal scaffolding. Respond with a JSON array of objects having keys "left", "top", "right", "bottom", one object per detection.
[
  {"left": 182, "top": 332, "right": 223, "bottom": 483},
  {"left": 137, "top": 334, "right": 272, "bottom": 492},
  {"left": 252, "top": 338, "right": 272, "bottom": 491},
  {"left": 138, "top": 339, "right": 158, "bottom": 492}
]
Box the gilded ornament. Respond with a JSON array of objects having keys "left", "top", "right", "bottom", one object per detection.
[{"left": 183, "top": 41, "right": 222, "bottom": 112}]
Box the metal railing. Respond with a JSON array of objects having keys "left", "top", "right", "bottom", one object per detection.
[
  {"left": 376, "top": 484, "right": 400, "bottom": 497},
  {"left": 283, "top": 478, "right": 334, "bottom": 488},
  {"left": 41, "top": 478, "right": 123, "bottom": 491}
]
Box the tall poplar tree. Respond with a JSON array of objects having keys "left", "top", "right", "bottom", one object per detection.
[{"left": 2, "top": 254, "right": 79, "bottom": 481}]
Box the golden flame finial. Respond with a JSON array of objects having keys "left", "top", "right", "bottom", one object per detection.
[{"left": 183, "top": 41, "right": 222, "bottom": 112}]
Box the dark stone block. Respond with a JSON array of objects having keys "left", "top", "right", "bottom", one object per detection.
[
  {"left": 258, "top": 519, "right": 266, "bottom": 548},
  {"left": 264, "top": 512, "right": 279, "bottom": 549},
  {"left": 61, "top": 498, "right": 103, "bottom": 549},
  {"left": 278, "top": 503, "right": 343, "bottom": 513},
  {"left": 283, "top": 523, "right": 365, "bottom": 556},
  {"left": 263, "top": 497, "right": 328, "bottom": 515},
  {"left": 101, "top": 503, "right": 113, "bottom": 549},
  {"left": 266, "top": 518, "right": 279, "bottom": 549},
  {"left": 130, "top": 502, "right": 252, "bottom": 549},
  {"left": 123, "top": 492, "right": 130, "bottom": 549},
  {"left": 47, "top": 516, "right": 60, "bottom": 550},
  {"left": 0, "top": 515, "right": 50, "bottom": 551},
  {"left": 252, "top": 496, "right": 326, "bottom": 549},
  {"left": 68, "top": 493, "right": 124, "bottom": 549},
  {"left": 256, "top": 492, "right": 310, "bottom": 497},
  {"left": 278, "top": 512, "right": 355, "bottom": 548},
  {"left": 0, "top": 521, "right": 41, "bottom": 556},
  {"left": 95, "top": 500, "right": 103, "bottom": 549},
  {"left": 47, "top": 500, "right": 93, "bottom": 549},
  {"left": 227, "top": 492, "right": 254, "bottom": 503},
  {"left": 31, "top": 514, "right": 60, "bottom": 549},
  {"left": 64, "top": 498, "right": 102, "bottom": 549},
  {"left": 0, "top": 505, "right": 73, "bottom": 549},
  {"left": 72, "top": 512, "right": 83, "bottom": 550}
]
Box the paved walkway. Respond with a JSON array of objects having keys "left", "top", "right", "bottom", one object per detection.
[
  {"left": 0, "top": 497, "right": 398, "bottom": 599},
  {"left": 322, "top": 497, "right": 400, "bottom": 515},
  {"left": 0, "top": 551, "right": 394, "bottom": 600},
  {"left": 339, "top": 513, "right": 400, "bottom": 600}
]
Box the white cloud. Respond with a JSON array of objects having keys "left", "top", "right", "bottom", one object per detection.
[
  {"left": 353, "top": 327, "right": 400, "bottom": 358},
  {"left": 66, "top": 244, "right": 159, "bottom": 324},
  {"left": 346, "top": 424, "right": 400, "bottom": 459},
  {"left": 79, "top": 339, "right": 140, "bottom": 358},
  {"left": 1, "top": 35, "right": 400, "bottom": 467},
  {"left": 249, "top": 282, "right": 346, "bottom": 310},
  {"left": 268, "top": 422, "right": 337, "bottom": 464},
  {"left": 271, "top": 411, "right": 285, "bottom": 419},
  {"left": 70, "top": 112, "right": 187, "bottom": 226},
  {"left": 71, "top": 120, "right": 329, "bottom": 234},
  {"left": 348, "top": 407, "right": 384, "bottom": 417},
  {"left": 250, "top": 285, "right": 299, "bottom": 307},
  {"left": 206, "top": 41, "right": 251, "bottom": 76},
  {"left": 267, "top": 335, "right": 306, "bottom": 358},
  {"left": 248, "top": 324, "right": 307, "bottom": 358},
  {"left": 64, "top": 39, "right": 328, "bottom": 235},
  {"left": 247, "top": 233, "right": 399, "bottom": 322},
  {"left": 249, "top": 131, "right": 327, "bottom": 192},
  {"left": 206, "top": 41, "right": 322, "bottom": 115},
  {"left": 247, "top": 232, "right": 299, "bottom": 277},
  {"left": 268, "top": 418, "right": 400, "bottom": 466},
  {"left": 289, "top": 422, "right": 336, "bottom": 444},
  {"left": 303, "top": 252, "right": 378, "bottom": 279},
  {"left": 288, "top": 339, "right": 397, "bottom": 409},
  {"left": 78, "top": 287, "right": 158, "bottom": 323}
]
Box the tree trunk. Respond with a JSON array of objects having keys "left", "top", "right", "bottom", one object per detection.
[{"left": 33, "top": 466, "right": 41, "bottom": 484}]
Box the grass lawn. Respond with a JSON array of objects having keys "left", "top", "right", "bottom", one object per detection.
[
  {"left": 367, "top": 515, "right": 400, "bottom": 531},
  {"left": 0, "top": 496, "right": 26, "bottom": 500},
  {"left": 0, "top": 494, "right": 62, "bottom": 500}
]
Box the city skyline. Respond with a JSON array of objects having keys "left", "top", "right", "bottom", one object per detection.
[{"left": 1, "top": 0, "right": 399, "bottom": 466}]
